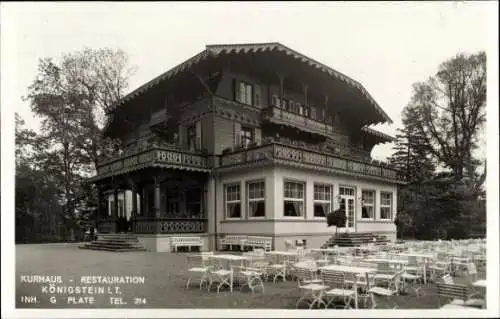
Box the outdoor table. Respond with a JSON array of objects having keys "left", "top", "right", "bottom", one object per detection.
[
  {"left": 267, "top": 250, "right": 300, "bottom": 256},
  {"left": 366, "top": 258, "right": 409, "bottom": 265},
  {"left": 319, "top": 264, "right": 376, "bottom": 309},
  {"left": 398, "top": 252, "right": 434, "bottom": 284},
  {"left": 207, "top": 254, "right": 253, "bottom": 291},
  {"left": 311, "top": 248, "right": 338, "bottom": 258}
]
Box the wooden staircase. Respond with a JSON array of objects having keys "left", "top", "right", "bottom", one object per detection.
[
  {"left": 321, "top": 232, "right": 389, "bottom": 248},
  {"left": 79, "top": 234, "right": 147, "bottom": 252}
]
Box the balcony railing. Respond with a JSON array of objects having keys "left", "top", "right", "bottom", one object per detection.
[
  {"left": 262, "top": 106, "right": 348, "bottom": 142},
  {"left": 219, "top": 141, "right": 404, "bottom": 182},
  {"left": 94, "top": 144, "right": 210, "bottom": 180}
]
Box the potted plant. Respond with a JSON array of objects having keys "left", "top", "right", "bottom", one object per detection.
[{"left": 326, "top": 208, "right": 347, "bottom": 240}]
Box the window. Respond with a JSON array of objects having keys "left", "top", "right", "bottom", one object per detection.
[
  {"left": 225, "top": 184, "right": 241, "bottom": 219},
  {"left": 339, "top": 186, "right": 355, "bottom": 196},
  {"left": 361, "top": 190, "right": 375, "bottom": 219},
  {"left": 247, "top": 181, "right": 265, "bottom": 218},
  {"left": 314, "top": 184, "right": 332, "bottom": 217},
  {"left": 109, "top": 198, "right": 125, "bottom": 217},
  {"left": 254, "top": 85, "right": 261, "bottom": 107},
  {"left": 240, "top": 127, "right": 253, "bottom": 148},
  {"left": 298, "top": 103, "right": 304, "bottom": 116},
  {"left": 235, "top": 81, "right": 253, "bottom": 105},
  {"left": 289, "top": 100, "right": 298, "bottom": 113},
  {"left": 186, "top": 188, "right": 201, "bottom": 218},
  {"left": 282, "top": 99, "right": 288, "bottom": 111},
  {"left": 187, "top": 124, "right": 196, "bottom": 151},
  {"left": 284, "top": 181, "right": 305, "bottom": 217},
  {"left": 272, "top": 95, "right": 280, "bottom": 108},
  {"left": 380, "top": 192, "right": 393, "bottom": 220}
]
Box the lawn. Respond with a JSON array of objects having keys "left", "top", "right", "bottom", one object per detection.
[{"left": 15, "top": 244, "right": 485, "bottom": 309}]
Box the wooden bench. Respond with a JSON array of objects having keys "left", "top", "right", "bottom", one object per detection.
[
  {"left": 220, "top": 235, "right": 248, "bottom": 251},
  {"left": 246, "top": 236, "right": 272, "bottom": 252},
  {"left": 171, "top": 236, "right": 203, "bottom": 252}
]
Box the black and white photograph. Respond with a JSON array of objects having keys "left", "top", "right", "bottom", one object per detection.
[{"left": 1, "top": 2, "right": 499, "bottom": 318}]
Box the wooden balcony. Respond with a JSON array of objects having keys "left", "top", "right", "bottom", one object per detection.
[
  {"left": 92, "top": 145, "right": 210, "bottom": 181},
  {"left": 262, "top": 106, "right": 348, "bottom": 142},
  {"left": 219, "top": 141, "right": 405, "bottom": 183}
]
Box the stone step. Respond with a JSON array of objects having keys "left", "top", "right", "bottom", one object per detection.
[
  {"left": 86, "top": 243, "right": 142, "bottom": 249},
  {"left": 79, "top": 245, "right": 147, "bottom": 252},
  {"left": 81, "top": 234, "right": 146, "bottom": 252}
]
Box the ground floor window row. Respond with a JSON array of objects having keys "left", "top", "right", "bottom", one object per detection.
[{"left": 224, "top": 179, "right": 394, "bottom": 221}]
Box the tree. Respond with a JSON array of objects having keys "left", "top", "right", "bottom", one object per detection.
[
  {"left": 404, "top": 52, "right": 486, "bottom": 195},
  {"left": 391, "top": 51, "right": 487, "bottom": 240},
  {"left": 22, "top": 48, "right": 135, "bottom": 238}
]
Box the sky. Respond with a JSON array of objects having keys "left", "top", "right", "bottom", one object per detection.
[{"left": 2, "top": 1, "right": 496, "bottom": 161}]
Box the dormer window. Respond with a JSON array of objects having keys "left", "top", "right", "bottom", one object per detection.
[{"left": 235, "top": 80, "right": 253, "bottom": 105}]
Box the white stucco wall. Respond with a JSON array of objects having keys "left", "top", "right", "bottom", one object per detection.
[
  {"left": 212, "top": 165, "right": 398, "bottom": 246},
  {"left": 216, "top": 167, "right": 275, "bottom": 236},
  {"left": 272, "top": 166, "right": 397, "bottom": 236}
]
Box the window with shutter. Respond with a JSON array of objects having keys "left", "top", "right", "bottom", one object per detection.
[
  {"left": 240, "top": 126, "right": 253, "bottom": 148},
  {"left": 195, "top": 121, "right": 202, "bottom": 150},
  {"left": 234, "top": 80, "right": 253, "bottom": 105},
  {"left": 310, "top": 106, "right": 317, "bottom": 120},
  {"left": 254, "top": 85, "right": 261, "bottom": 107},
  {"left": 233, "top": 122, "right": 241, "bottom": 147}
]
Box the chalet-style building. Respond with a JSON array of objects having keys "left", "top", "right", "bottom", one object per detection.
[{"left": 90, "top": 43, "right": 405, "bottom": 252}]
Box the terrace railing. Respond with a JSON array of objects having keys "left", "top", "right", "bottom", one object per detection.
[
  {"left": 219, "top": 141, "right": 403, "bottom": 182},
  {"left": 133, "top": 218, "right": 208, "bottom": 234},
  {"left": 93, "top": 144, "right": 210, "bottom": 181}
]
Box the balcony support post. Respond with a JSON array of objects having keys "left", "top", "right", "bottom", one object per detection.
[
  {"left": 154, "top": 177, "right": 161, "bottom": 219},
  {"left": 113, "top": 186, "right": 119, "bottom": 219},
  {"left": 276, "top": 73, "right": 284, "bottom": 116}
]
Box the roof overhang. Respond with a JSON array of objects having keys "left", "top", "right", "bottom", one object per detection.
[
  {"left": 104, "top": 42, "right": 394, "bottom": 136},
  {"left": 361, "top": 126, "right": 395, "bottom": 144}
]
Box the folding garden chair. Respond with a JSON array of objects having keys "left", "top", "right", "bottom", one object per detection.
[
  {"left": 294, "top": 265, "right": 329, "bottom": 309},
  {"left": 368, "top": 270, "right": 404, "bottom": 309},
  {"left": 321, "top": 269, "right": 356, "bottom": 309},
  {"left": 206, "top": 257, "right": 233, "bottom": 293},
  {"left": 185, "top": 254, "right": 210, "bottom": 290}
]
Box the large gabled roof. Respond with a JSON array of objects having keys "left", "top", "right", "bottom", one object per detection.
[{"left": 106, "top": 42, "right": 393, "bottom": 128}]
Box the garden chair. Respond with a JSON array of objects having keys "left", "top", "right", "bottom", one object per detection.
[
  {"left": 436, "top": 282, "right": 485, "bottom": 309},
  {"left": 320, "top": 270, "right": 356, "bottom": 309},
  {"left": 367, "top": 270, "right": 404, "bottom": 309},
  {"left": 232, "top": 265, "right": 265, "bottom": 294},
  {"left": 185, "top": 254, "right": 210, "bottom": 290},
  {"left": 465, "top": 263, "right": 479, "bottom": 284},
  {"left": 294, "top": 265, "right": 329, "bottom": 309},
  {"left": 429, "top": 253, "right": 451, "bottom": 282},
  {"left": 401, "top": 257, "right": 425, "bottom": 296},
  {"left": 264, "top": 253, "right": 287, "bottom": 283},
  {"left": 206, "top": 257, "right": 233, "bottom": 293}
]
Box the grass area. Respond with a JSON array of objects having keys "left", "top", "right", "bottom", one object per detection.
[{"left": 15, "top": 244, "right": 486, "bottom": 309}]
